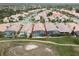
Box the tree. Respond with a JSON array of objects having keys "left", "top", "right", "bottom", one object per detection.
[
  {"left": 40, "top": 16, "right": 45, "bottom": 23},
  {"left": 18, "top": 16, "right": 23, "bottom": 20},
  {"left": 29, "top": 16, "right": 35, "bottom": 38},
  {"left": 47, "top": 12, "right": 52, "bottom": 16},
  {"left": 40, "top": 16, "right": 48, "bottom": 37},
  {"left": 29, "top": 23, "right": 34, "bottom": 38},
  {"left": 31, "top": 16, "right": 35, "bottom": 22}
]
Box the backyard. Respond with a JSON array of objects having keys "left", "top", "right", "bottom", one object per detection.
[{"left": 0, "top": 36, "right": 79, "bottom": 55}]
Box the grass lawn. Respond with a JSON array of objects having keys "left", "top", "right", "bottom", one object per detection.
[
  {"left": 0, "top": 36, "right": 79, "bottom": 44},
  {"left": 0, "top": 36, "right": 79, "bottom": 55},
  {"left": 0, "top": 41, "right": 79, "bottom": 56},
  {"left": 54, "top": 45, "right": 79, "bottom": 56},
  {"left": 31, "top": 36, "right": 79, "bottom": 44}
]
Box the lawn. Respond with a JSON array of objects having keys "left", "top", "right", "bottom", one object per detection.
[
  {"left": 54, "top": 45, "right": 79, "bottom": 56},
  {"left": 31, "top": 36, "right": 79, "bottom": 44},
  {"left": 0, "top": 36, "right": 79, "bottom": 44},
  {"left": 0, "top": 41, "right": 79, "bottom": 56},
  {"left": 0, "top": 36, "right": 79, "bottom": 55}
]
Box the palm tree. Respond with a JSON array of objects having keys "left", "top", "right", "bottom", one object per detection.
[
  {"left": 16, "top": 24, "right": 24, "bottom": 38},
  {"left": 71, "top": 26, "right": 75, "bottom": 35},
  {"left": 29, "top": 23, "right": 34, "bottom": 38},
  {"left": 40, "top": 16, "right": 45, "bottom": 23},
  {"left": 29, "top": 16, "right": 35, "bottom": 38},
  {"left": 40, "top": 16, "right": 48, "bottom": 37}
]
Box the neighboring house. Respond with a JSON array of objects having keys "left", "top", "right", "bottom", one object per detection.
[
  {"left": 3, "top": 12, "right": 29, "bottom": 23},
  {"left": 45, "top": 22, "right": 60, "bottom": 36},
  {"left": 32, "top": 23, "right": 45, "bottom": 38},
  {"left": 17, "top": 23, "right": 32, "bottom": 38},
  {"left": 56, "top": 23, "right": 71, "bottom": 33},
  {"left": 73, "top": 24, "right": 79, "bottom": 36},
  {"left": 34, "top": 15, "right": 40, "bottom": 21},
  {"left": 74, "top": 24, "right": 79, "bottom": 32},
  {"left": 3, "top": 17, "right": 9, "bottom": 23},
  {"left": 55, "top": 23, "right": 71, "bottom": 35},
  {"left": 10, "top": 15, "right": 19, "bottom": 22},
  {"left": 0, "top": 23, "right": 11, "bottom": 32},
  {"left": 3, "top": 23, "right": 21, "bottom": 38},
  {"left": 0, "top": 24, "right": 10, "bottom": 37}
]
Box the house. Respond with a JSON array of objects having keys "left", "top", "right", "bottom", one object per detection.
[
  {"left": 74, "top": 24, "right": 79, "bottom": 31},
  {"left": 66, "top": 23, "right": 79, "bottom": 36},
  {"left": 3, "top": 23, "right": 21, "bottom": 38},
  {"left": 0, "top": 23, "right": 10, "bottom": 32},
  {"left": 3, "top": 17, "right": 9, "bottom": 23},
  {"left": 3, "top": 25, "right": 13, "bottom": 38},
  {"left": 17, "top": 23, "right": 33, "bottom": 38},
  {"left": 67, "top": 23, "right": 77, "bottom": 31},
  {"left": 52, "top": 11, "right": 62, "bottom": 18},
  {"left": 56, "top": 23, "right": 71, "bottom": 35},
  {"left": 73, "top": 24, "right": 79, "bottom": 36},
  {"left": 45, "top": 22, "right": 60, "bottom": 36},
  {"left": 32, "top": 23, "right": 45, "bottom": 37},
  {"left": 34, "top": 15, "right": 40, "bottom": 21},
  {"left": 9, "top": 16, "right": 19, "bottom": 22},
  {"left": 0, "top": 23, "right": 10, "bottom": 37}
]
